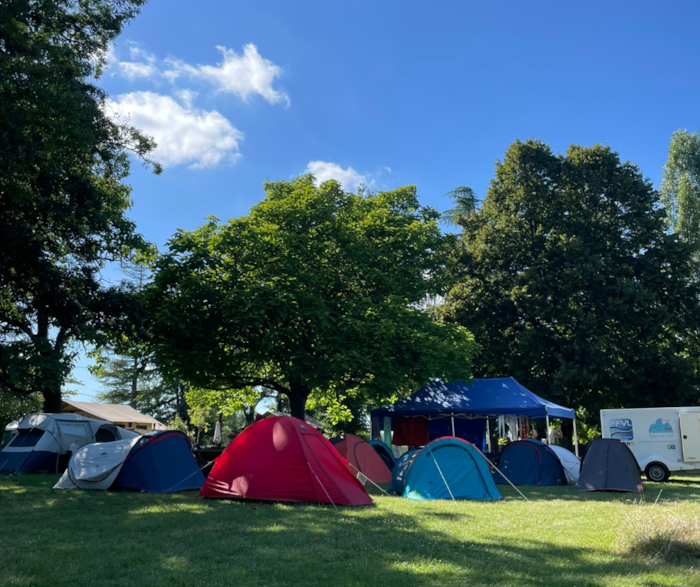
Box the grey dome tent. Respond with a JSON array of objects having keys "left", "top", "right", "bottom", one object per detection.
[
  {"left": 576, "top": 439, "right": 644, "bottom": 493},
  {"left": 0, "top": 414, "right": 138, "bottom": 474}
]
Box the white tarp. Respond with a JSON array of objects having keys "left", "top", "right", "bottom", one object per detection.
[
  {"left": 54, "top": 437, "right": 140, "bottom": 490},
  {"left": 549, "top": 445, "right": 580, "bottom": 484}
]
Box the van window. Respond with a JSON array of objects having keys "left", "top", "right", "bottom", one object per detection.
[{"left": 7, "top": 429, "right": 45, "bottom": 448}]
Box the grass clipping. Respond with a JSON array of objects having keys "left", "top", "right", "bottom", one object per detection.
[{"left": 618, "top": 507, "right": 700, "bottom": 565}]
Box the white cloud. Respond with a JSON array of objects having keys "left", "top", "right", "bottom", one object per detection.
[
  {"left": 111, "top": 43, "right": 159, "bottom": 81},
  {"left": 166, "top": 44, "right": 289, "bottom": 106},
  {"left": 106, "top": 92, "right": 243, "bottom": 169},
  {"left": 305, "top": 161, "right": 373, "bottom": 192},
  {"left": 108, "top": 42, "right": 288, "bottom": 106},
  {"left": 118, "top": 60, "right": 158, "bottom": 81}
]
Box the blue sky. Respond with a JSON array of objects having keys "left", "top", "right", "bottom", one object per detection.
[{"left": 72, "top": 0, "right": 700, "bottom": 399}]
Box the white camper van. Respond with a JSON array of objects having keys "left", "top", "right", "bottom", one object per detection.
[{"left": 600, "top": 407, "right": 700, "bottom": 482}]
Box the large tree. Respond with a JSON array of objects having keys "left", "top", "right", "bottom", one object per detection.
[
  {"left": 0, "top": 0, "right": 156, "bottom": 412},
  {"left": 148, "top": 177, "right": 477, "bottom": 421},
  {"left": 444, "top": 140, "right": 700, "bottom": 434},
  {"left": 661, "top": 129, "right": 700, "bottom": 265},
  {"left": 88, "top": 262, "right": 189, "bottom": 424}
]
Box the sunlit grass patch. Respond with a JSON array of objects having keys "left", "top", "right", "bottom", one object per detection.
[{"left": 618, "top": 506, "right": 700, "bottom": 565}]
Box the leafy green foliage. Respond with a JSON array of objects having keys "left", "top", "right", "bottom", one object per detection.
[
  {"left": 444, "top": 140, "right": 700, "bottom": 426},
  {"left": 441, "top": 186, "right": 479, "bottom": 227},
  {"left": 0, "top": 0, "right": 156, "bottom": 412},
  {"left": 148, "top": 176, "right": 477, "bottom": 421},
  {"left": 0, "top": 389, "right": 41, "bottom": 432},
  {"left": 88, "top": 262, "right": 189, "bottom": 424},
  {"left": 661, "top": 129, "right": 700, "bottom": 262},
  {"left": 89, "top": 350, "right": 189, "bottom": 424}
]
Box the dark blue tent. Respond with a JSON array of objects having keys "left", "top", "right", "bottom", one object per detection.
[
  {"left": 114, "top": 431, "right": 205, "bottom": 493},
  {"left": 493, "top": 439, "right": 567, "bottom": 486},
  {"left": 403, "top": 438, "right": 501, "bottom": 501},
  {"left": 389, "top": 450, "right": 419, "bottom": 494},
  {"left": 576, "top": 439, "right": 643, "bottom": 493}
]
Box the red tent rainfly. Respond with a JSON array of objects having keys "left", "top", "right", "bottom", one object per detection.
[
  {"left": 200, "top": 416, "right": 373, "bottom": 506},
  {"left": 330, "top": 434, "right": 393, "bottom": 484}
]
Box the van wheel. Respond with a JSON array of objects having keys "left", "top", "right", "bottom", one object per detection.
[{"left": 645, "top": 462, "right": 670, "bottom": 482}]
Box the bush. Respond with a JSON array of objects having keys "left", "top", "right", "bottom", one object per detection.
[{"left": 618, "top": 508, "right": 700, "bottom": 564}]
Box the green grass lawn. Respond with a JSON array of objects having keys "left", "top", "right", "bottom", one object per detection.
[{"left": 2, "top": 474, "right": 700, "bottom": 587}]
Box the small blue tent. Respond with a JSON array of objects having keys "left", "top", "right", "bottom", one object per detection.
[
  {"left": 389, "top": 449, "right": 419, "bottom": 494},
  {"left": 400, "top": 438, "right": 501, "bottom": 501},
  {"left": 115, "top": 431, "right": 205, "bottom": 493},
  {"left": 493, "top": 439, "right": 567, "bottom": 486}
]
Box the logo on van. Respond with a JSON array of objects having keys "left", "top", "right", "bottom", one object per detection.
[
  {"left": 649, "top": 419, "right": 674, "bottom": 439},
  {"left": 610, "top": 419, "right": 633, "bottom": 441},
  {"left": 649, "top": 419, "right": 673, "bottom": 434}
]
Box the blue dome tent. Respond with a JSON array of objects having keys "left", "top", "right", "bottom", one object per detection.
[
  {"left": 55, "top": 430, "right": 205, "bottom": 493},
  {"left": 398, "top": 438, "right": 501, "bottom": 501},
  {"left": 115, "top": 431, "right": 205, "bottom": 492},
  {"left": 493, "top": 439, "right": 567, "bottom": 486}
]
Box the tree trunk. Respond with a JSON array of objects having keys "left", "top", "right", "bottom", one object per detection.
[
  {"left": 42, "top": 382, "right": 62, "bottom": 413},
  {"left": 288, "top": 385, "right": 309, "bottom": 421},
  {"left": 561, "top": 418, "right": 574, "bottom": 450},
  {"left": 130, "top": 356, "right": 139, "bottom": 408},
  {"left": 37, "top": 313, "right": 66, "bottom": 414}
]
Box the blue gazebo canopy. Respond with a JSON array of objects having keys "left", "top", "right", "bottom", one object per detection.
[{"left": 371, "top": 377, "right": 574, "bottom": 420}]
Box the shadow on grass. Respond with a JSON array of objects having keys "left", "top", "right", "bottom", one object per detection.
[
  {"left": 1, "top": 475, "right": 699, "bottom": 587},
  {"left": 114, "top": 500, "right": 680, "bottom": 587}
]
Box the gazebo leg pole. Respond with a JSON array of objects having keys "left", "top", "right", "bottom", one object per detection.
[
  {"left": 383, "top": 417, "right": 392, "bottom": 447},
  {"left": 486, "top": 418, "right": 491, "bottom": 452},
  {"left": 573, "top": 418, "right": 580, "bottom": 458},
  {"left": 451, "top": 414, "right": 455, "bottom": 437},
  {"left": 545, "top": 408, "right": 550, "bottom": 445}
]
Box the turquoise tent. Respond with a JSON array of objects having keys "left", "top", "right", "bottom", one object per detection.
[{"left": 401, "top": 438, "right": 501, "bottom": 501}]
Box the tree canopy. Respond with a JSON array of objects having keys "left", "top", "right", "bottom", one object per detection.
[
  {"left": 0, "top": 0, "right": 156, "bottom": 412},
  {"left": 148, "top": 176, "right": 477, "bottom": 421},
  {"left": 442, "top": 186, "right": 479, "bottom": 227},
  {"left": 661, "top": 129, "right": 700, "bottom": 264},
  {"left": 444, "top": 140, "right": 700, "bottom": 430}
]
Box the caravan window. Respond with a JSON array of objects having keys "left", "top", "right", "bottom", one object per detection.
[{"left": 7, "top": 429, "right": 45, "bottom": 448}]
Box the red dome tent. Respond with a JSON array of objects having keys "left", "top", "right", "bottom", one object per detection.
[
  {"left": 200, "top": 416, "right": 373, "bottom": 506},
  {"left": 330, "top": 434, "right": 393, "bottom": 484}
]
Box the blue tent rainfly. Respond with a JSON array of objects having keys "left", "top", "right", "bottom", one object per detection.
[
  {"left": 371, "top": 378, "right": 576, "bottom": 453},
  {"left": 371, "top": 377, "right": 574, "bottom": 419}
]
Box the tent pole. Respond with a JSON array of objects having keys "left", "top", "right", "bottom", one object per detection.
[
  {"left": 371, "top": 417, "right": 379, "bottom": 441},
  {"left": 486, "top": 418, "right": 491, "bottom": 452},
  {"left": 573, "top": 417, "right": 580, "bottom": 458},
  {"left": 451, "top": 414, "right": 455, "bottom": 437},
  {"left": 545, "top": 407, "right": 550, "bottom": 445}
]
